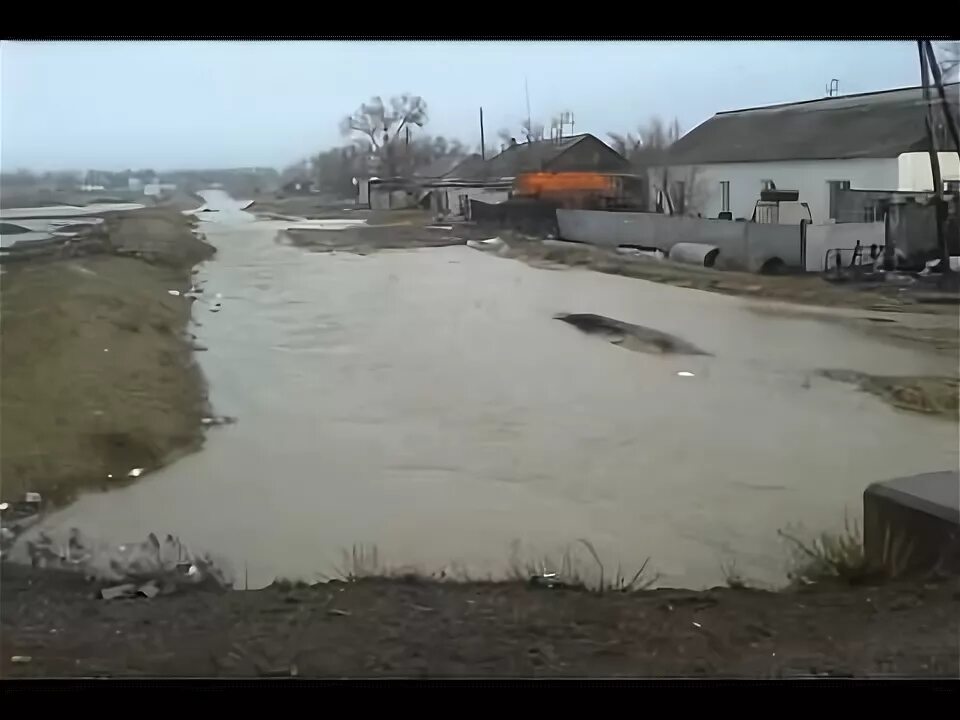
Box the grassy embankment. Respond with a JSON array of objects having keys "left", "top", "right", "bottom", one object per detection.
[{"left": 1, "top": 206, "right": 214, "bottom": 504}]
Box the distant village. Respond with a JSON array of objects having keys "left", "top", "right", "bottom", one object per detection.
[
  {"left": 277, "top": 83, "right": 959, "bottom": 277},
  {"left": 3, "top": 81, "right": 957, "bottom": 278}
]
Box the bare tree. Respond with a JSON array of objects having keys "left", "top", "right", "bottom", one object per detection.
[
  {"left": 609, "top": 117, "right": 705, "bottom": 214},
  {"left": 340, "top": 94, "right": 428, "bottom": 175}
]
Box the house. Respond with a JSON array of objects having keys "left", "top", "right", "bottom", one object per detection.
[
  {"left": 664, "top": 84, "right": 960, "bottom": 224},
  {"left": 431, "top": 134, "right": 629, "bottom": 219},
  {"left": 419, "top": 154, "right": 500, "bottom": 218}
]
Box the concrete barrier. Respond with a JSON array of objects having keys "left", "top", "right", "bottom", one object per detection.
[
  {"left": 669, "top": 243, "right": 720, "bottom": 267},
  {"left": 557, "top": 209, "right": 803, "bottom": 272},
  {"left": 863, "top": 471, "right": 959, "bottom": 576}
]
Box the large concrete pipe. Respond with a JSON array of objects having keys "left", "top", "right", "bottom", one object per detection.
[{"left": 669, "top": 242, "right": 720, "bottom": 267}]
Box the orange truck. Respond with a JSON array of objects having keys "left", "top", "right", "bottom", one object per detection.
[{"left": 515, "top": 171, "right": 617, "bottom": 196}]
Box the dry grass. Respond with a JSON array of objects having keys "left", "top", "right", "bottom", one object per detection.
[
  {"left": 719, "top": 559, "right": 749, "bottom": 589},
  {"left": 779, "top": 515, "right": 915, "bottom": 586},
  {"left": 271, "top": 541, "right": 661, "bottom": 593}
]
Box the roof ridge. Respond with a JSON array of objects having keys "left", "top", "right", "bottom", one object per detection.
[{"left": 716, "top": 82, "right": 960, "bottom": 117}]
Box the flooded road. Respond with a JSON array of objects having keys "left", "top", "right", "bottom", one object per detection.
[{"left": 29, "top": 190, "right": 959, "bottom": 589}]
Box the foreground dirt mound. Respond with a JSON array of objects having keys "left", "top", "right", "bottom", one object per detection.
[
  {"left": 2, "top": 565, "right": 957, "bottom": 677},
  {"left": 0, "top": 209, "right": 214, "bottom": 504}
]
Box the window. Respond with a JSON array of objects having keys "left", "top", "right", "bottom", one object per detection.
[
  {"left": 720, "top": 181, "right": 730, "bottom": 213},
  {"left": 827, "top": 180, "right": 851, "bottom": 220}
]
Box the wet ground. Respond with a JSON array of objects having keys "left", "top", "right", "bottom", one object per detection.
[{"left": 14, "top": 190, "right": 958, "bottom": 591}]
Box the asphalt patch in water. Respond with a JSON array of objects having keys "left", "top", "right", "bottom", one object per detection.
[{"left": 555, "top": 313, "right": 712, "bottom": 356}]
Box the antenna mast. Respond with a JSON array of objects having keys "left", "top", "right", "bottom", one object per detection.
[{"left": 525, "top": 77, "right": 532, "bottom": 139}]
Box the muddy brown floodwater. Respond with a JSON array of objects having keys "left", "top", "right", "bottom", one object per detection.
[{"left": 20, "top": 190, "right": 959, "bottom": 590}]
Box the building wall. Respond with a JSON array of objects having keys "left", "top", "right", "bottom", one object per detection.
[
  {"left": 665, "top": 158, "right": 898, "bottom": 223},
  {"left": 805, "top": 222, "right": 886, "bottom": 271},
  {"left": 370, "top": 188, "right": 420, "bottom": 210},
  {"left": 897, "top": 152, "right": 960, "bottom": 191},
  {"left": 441, "top": 187, "right": 510, "bottom": 218}
]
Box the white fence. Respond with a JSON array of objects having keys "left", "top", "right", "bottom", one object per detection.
[{"left": 557, "top": 209, "right": 803, "bottom": 272}]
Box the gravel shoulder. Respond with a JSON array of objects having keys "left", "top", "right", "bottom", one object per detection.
[{"left": 2, "top": 565, "right": 957, "bottom": 678}]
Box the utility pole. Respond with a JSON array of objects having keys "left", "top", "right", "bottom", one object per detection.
[
  {"left": 479, "top": 107, "right": 486, "bottom": 160},
  {"left": 917, "top": 40, "right": 949, "bottom": 280}
]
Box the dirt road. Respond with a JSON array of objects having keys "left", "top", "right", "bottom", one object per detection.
[{"left": 2, "top": 564, "right": 957, "bottom": 677}]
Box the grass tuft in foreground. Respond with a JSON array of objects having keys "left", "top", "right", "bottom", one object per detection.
[{"left": 779, "top": 515, "right": 915, "bottom": 586}]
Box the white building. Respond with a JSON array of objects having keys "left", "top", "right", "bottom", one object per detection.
[{"left": 664, "top": 84, "right": 960, "bottom": 224}]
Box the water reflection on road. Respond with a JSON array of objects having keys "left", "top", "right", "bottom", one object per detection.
[{"left": 33, "top": 190, "right": 959, "bottom": 589}]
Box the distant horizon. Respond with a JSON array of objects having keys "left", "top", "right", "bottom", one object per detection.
[{"left": 0, "top": 40, "right": 934, "bottom": 172}]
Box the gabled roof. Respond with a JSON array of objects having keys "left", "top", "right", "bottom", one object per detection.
[
  {"left": 668, "top": 83, "right": 960, "bottom": 165},
  {"left": 457, "top": 134, "right": 622, "bottom": 180},
  {"left": 414, "top": 154, "right": 478, "bottom": 179},
  {"left": 444, "top": 154, "right": 487, "bottom": 180}
]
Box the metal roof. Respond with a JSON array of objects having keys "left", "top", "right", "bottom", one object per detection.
[
  {"left": 413, "top": 154, "right": 478, "bottom": 179},
  {"left": 668, "top": 83, "right": 960, "bottom": 165},
  {"left": 457, "top": 134, "right": 617, "bottom": 180}
]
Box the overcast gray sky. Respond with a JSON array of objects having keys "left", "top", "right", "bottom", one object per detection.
[{"left": 1, "top": 40, "right": 924, "bottom": 172}]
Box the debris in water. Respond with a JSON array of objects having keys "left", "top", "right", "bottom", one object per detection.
[
  {"left": 25, "top": 492, "right": 42, "bottom": 504},
  {"left": 677, "top": 371, "right": 695, "bottom": 377},
  {"left": 100, "top": 583, "right": 137, "bottom": 600},
  {"left": 466, "top": 237, "right": 504, "bottom": 251},
  {"left": 201, "top": 415, "right": 236, "bottom": 427},
  {"left": 327, "top": 608, "right": 351, "bottom": 617},
  {"left": 103, "top": 348, "right": 109, "bottom": 353},
  {"left": 209, "top": 303, "right": 222, "bottom": 313},
  {"left": 692, "top": 621, "right": 702, "bottom": 628},
  {"left": 138, "top": 581, "right": 161, "bottom": 599},
  {"left": 167, "top": 290, "right": 181, "bottom": 296},
  {"left": 556, "top": 313, "right": 712, "bottom": 356},
  {"left": 0, "top": 502, "right": 8, "bottom": 511},
  {"left": 11, "top": 656, "right": 32, "bottom": 664},
  {"left": 127, "top": 468, "right": 145, "bottom": 478}
]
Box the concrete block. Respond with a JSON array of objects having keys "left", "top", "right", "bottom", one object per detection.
[{"left": 863, "top": 471, "right": 960, "bottom": 575}]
